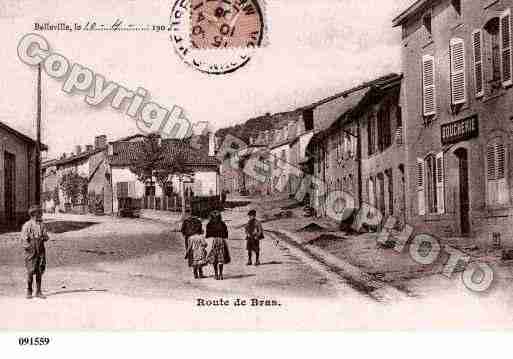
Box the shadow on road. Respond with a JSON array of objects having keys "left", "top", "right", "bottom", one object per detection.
[
  {"left": 45, "top": 221, "right": 99, "bottom": 234},
  {"left": 45, "top": 289, "right": 108, "bottom": 297},
  {"left": 221, "top": 274, "right": 257, "bottom": 280}
]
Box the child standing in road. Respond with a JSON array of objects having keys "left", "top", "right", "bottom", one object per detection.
[
  {"left": 185, "top": 222, "right": 208, "bottom": 279},
  {"left": 245, "top": 209, "right": 264, "bottom": 266},
  {"left": 206, "top": 211, "right": 231, "bottom": 280},
  {"left": 21, "top": 205, "right": 49, "bottom": 299}
]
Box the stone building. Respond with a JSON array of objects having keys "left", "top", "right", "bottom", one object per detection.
[
  {"left": 306, "top": 74, "right": 403, "bottom": 219},
  {"left": 394, "top": 0, "right": 513, "bottom": 242},
  {"left": 0, "top": 121, "right": 46, "bottom": 231},
  {"left": 42, "top": 135, "right": 109, "bottom": 213}
]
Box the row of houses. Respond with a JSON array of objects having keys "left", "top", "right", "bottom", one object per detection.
[
  {"left": 222, "top": 0, "right": 513, "bottom": 244},
  {"left": 42, "top": 133, "right": 219, "bottom": 215}
]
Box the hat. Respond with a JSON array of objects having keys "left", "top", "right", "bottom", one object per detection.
[
  {"left": 248, "top": 209, "right": 256, "bottom": 216},
  {"left": 28, "top": 204, "right": 42, "bottom": 216}
]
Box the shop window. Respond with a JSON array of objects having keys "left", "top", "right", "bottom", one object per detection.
[{"left": 486, "top": 139, "right": 509, "bottom": 206}]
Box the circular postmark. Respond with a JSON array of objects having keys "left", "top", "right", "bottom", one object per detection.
[{"left": 170, "top": 0, "right": 265, "bottom": 74}]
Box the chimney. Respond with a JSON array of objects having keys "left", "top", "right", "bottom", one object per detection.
[
  {"left": 86, "top": 144, "right": 94, "bottom": 152},
  {"left": 249, "top": 137, "right": 254, "bottom": 145},
  {"left": 94, "top": 135, "right": 107, "bottom": 149},
  {"left": 75, "top": 145, "right": 82, "bottom": 155},
  {"left": 208, "top": 132, "right": 215, "bottom": 157}
]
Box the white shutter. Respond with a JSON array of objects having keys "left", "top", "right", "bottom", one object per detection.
[
  {"left": 496, "top": 142, "right": 508, "bottom": 204},
  {"left": 450, "top": 38, "right": 467, "bottom": 104},
  {"left": 369, "top": 178, "right": 375, "bottom": 207},
  {"left": 436, "top": 152, "right": 445, "bottom": 214},
  {"left": 417, "top": 158, "right": 426, "bottom": 215},
  {"left": 487, "top": 143, "right": 498, "bottom": 205},
  {"left": 472, "top": 29, "right": 484, "bottom": 98},
  {"left": 500, "top": 9, "right": 513, "bottom": 87},
  {"left": 422, "top": 55, "right": 437, "bottom": 116}
]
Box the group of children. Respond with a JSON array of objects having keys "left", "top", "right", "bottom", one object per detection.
[{"left": 181, "top": 209, "right": 264, "bottom": 280}]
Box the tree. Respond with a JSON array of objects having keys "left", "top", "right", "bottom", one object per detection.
[
  {"left": 59, "top": 171, "right": 88, "bottom": 208},
  {"left": 129, "top": 133, "right": 192, "bottom": 214}
]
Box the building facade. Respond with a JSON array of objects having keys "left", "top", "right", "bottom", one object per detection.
[
  {"left": 42, "top": 135, "right": 109, "bottom": 213},
  {"left": 306, "top": 74, "right": 404, "bottom": 220},
  {"left": 394, "top": 0, "right": 513, "bottom": 242},
  {"left": 107, "top": 134, "right": 219, "bottom": 214},
  {"left": 0, "top": 121, "right": 44, "bottom": 231}
]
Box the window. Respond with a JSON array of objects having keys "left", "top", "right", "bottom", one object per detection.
[
  {"left": 422, "top": 55, "right": 436, "bottom": 116},
  {"left": 486, "top": 139, "right": 508, "bottom": 205},
  {"left": 423, "top": 12, "right": 432, "bottom": 34},
  {"left": 386, "top": 169, "right": 393, "bottom": 216},
  {"left": 368, "top": 177, "right": 376, "bottom": 207},
  {"left": 396, "top": 106, "right": 403, "bottom": 144},
  {"left": 484, "top": 18, "right": 501, "bottom": 83},
  {"left": 500, "top": 9, "right": 512, "bottom": 86},
  {"left": 145, "top": 183, "right": 156, "bottom": 197},
  {"left": 377, "top": 173, "right": 385, "bottom": 215},
  {"left": 304, "top": 109, "right": 314, "bottom": 131},
  {"left": 377, "top": 104, "right": 392, "bottom": 151},
  {"left": 451, "top": 0, "right": 461, "bottom": 15},
  {"left": 472, "top": 29, "right": 484, "bottom": 97},
  {"left": 368, "top": 115, "right": 376, "bottom": 156},
  {"left": 417, "top": 159, "right": 426, "bottom": 215},
  {"left": 425, "top": 155, "right": 438, "bottom": 214},
  {"left": 450, "top": 38, "right": 467, "bottom": 105}
]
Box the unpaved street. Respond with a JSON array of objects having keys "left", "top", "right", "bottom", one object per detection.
[
  {"left": 0, "top": 214, "right": 370, "bottom": 329},
  {"left": 2, "top": 213, "right": 513, "bottom": 330}
]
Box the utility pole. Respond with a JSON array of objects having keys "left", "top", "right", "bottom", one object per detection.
[{"left": 35, "top": 64, "right": 42, "bottom": 205}]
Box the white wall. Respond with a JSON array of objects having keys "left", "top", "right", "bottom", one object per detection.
[
  {"left": 171, "top": 171, "right": 219, "bottom": 196},
  {"left": 111, "top": 167, "right": 146, "bottom": 212}
]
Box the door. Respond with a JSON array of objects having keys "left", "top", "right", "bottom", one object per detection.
[
  {"left": 455, "top": 148, "right": 470, "bottom": 235},
  {"left": 4, "top": 151, "right": 16, "bottom": 224}
]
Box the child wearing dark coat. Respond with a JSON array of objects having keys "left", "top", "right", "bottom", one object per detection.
[{"left": 206, "top": 211, "right": 231, "bottom": 280}]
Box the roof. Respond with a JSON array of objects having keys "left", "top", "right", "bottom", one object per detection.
[
  {"left": 301, "top": 73, "right": 401, "bottom": 111},
  {"left": 392, "top": 0, "right": 434, "bottom": 27},
  {"left": 42, "top": 147, "right": 105, "bottom": 169},
  {"left": 0, "top": 121, "right": 48, "bottom": 150},
  {"left": 108, "top": 137, "right": 219, "bottom": 168},
  {"left": 307, "top": 73, "right": 403, "bottom": 148}
]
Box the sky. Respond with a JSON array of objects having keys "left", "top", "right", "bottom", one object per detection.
[{"left": 0, "top": 0, "right": 413, "bottom": 158}]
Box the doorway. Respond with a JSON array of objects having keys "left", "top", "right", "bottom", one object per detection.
[
  {"left": 455, "top": 148, "right": 470, "bottom": 235},
  {"left": 4, "top": 151, "right": 16, "bottom": 225}
]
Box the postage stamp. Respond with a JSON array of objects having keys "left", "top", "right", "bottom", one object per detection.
[{"left": 170, "top": 0, "right": 266, "bottom": 74}]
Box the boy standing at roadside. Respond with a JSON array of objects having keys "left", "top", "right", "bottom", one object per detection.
[
  {"left": 21, "top": 205, "right": 49, "bottom": 299},
  {"left": 245, "top": 209, "right": 263, "bottom": 266}
]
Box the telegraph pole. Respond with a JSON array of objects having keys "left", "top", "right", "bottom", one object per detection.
[{"left": 35, "top": 64, "right": 42, "bottom": 205}]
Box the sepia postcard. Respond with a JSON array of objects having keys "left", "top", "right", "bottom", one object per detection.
[{"left": 2, "top": 0, "right": 513, "bottom": 338}]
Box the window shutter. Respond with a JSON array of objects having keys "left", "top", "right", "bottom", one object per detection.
[
  {"left": 472, "top": 29, "right": 484, "bottom": 97},
  {"left": 496, "top": 142, "right": 508, "bottom": 204},
  {"left": 435, "top": 152, "right": 445, "bottom": 214},
  {"left": 450, "top": 38, "right": 467, "bottom": 104},
  {"left": 487, "top": 143, "right": 498, "bottom": 205},
  {"left": 422, "top": 55, "right": 436, "bottom": 116},
  {"left": 417, "top": 158, "right": 426, "bottom": 215},
  {"left": 500, "top": 8, "right": 513, "bottom": 87}
]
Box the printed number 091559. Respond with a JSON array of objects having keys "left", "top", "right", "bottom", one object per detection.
[{"left": 18, "top": 337, "right": 50, "bottom": 346}]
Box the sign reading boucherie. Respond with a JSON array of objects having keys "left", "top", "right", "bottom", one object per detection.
[{"left": 441, "top": 115, "right": 479, "bottom": 145}]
